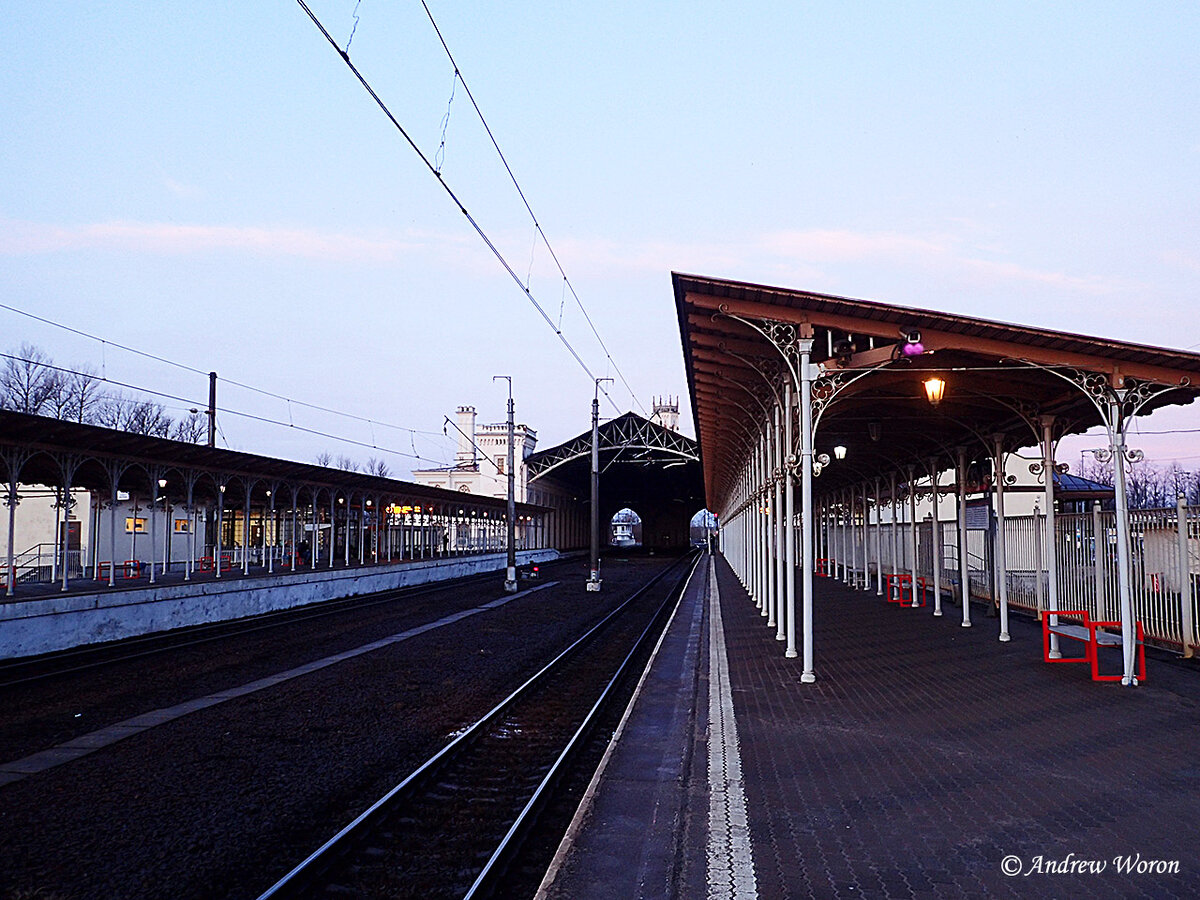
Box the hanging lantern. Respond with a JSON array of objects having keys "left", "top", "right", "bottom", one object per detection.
[{"left": 923, "top": 377, "right": 946, "bottom": 406}]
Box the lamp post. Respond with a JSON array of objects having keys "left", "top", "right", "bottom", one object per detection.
[
  {"left": 587, "top": 377, "right": 613, "bottom": 592},
  {"left": 494, "top": 375, "right": 518, "bottom": 592}
]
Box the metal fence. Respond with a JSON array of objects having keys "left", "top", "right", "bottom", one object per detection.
[{"left": 824, "top": 504, "right": 1199, "bottom": 654}]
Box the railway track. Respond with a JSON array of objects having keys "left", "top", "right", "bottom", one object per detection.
[
  {"left": 0, "top": 564, "right": 545, "bottom": 690},
  {"left": 258, "top": 551, "right": 700, "bottom": 900}
]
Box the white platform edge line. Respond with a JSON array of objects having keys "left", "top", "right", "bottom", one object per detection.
[
  {"left": 707, "top": 556, "right": 758, "bottom": 899},
  {"left": 533, "top": 557, "right": 704, "bottom": 900}
]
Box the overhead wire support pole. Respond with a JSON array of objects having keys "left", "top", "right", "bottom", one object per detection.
[
  {"left": 494, "top": 376, "right": 517, "bottom": 593},
  {"left": 587, "top": 378, "right": 613, "bottom": 592},
  {"left": 207, "top": 372, "right": 217, "bottom": 448}
]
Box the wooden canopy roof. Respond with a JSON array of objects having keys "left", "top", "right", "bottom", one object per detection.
[{"left": 674, "top": 273, "right": 1200, "bottom": 513}]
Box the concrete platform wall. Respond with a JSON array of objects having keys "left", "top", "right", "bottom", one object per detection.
[{"left": 0, "top": 549, "right": 561, "bottom": 660}]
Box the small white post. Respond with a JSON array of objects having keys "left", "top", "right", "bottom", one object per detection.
[
  {"left": 957, "top": 447, "right": 972, "bottom": 627},
  {"left": 765, "top": 427, "right": 777, "bottom": 628},
  {"left": 929, "top": 460, "right": 943, "bottom": 617},
  {"left": 908, "top": 468, "right": 919, "bottom": 607},
  {"left": 1033, "top": 499, "right": 1046, "bottom": 625},
  {"left": 215, "top": 486, "right": 225, "bottom": 579},
  {"left": 889, "top": 471, "right": 899, "bottom": 595},
  {"left": 850, "top": 484, "right": 860, "bottom": 589},
  {"left": 758, "top": 439, "right": 768, "bottom": 615},
  {"left": 185, "top": 482, "right": 195, "bottom": 581},
  {"left": 267, "top": 491, "right": 276, "bottom": 574},
  {"left": 798, "top": 335, "right": 815, "bottom": 678},
  {"left": 243, "top": 489, "right": 252, "bottom": 575},
  {"left": 785, "top": 380, "right": 797, "bottom": 659},
  {"left": 1041, "top": 416, "right": 1061, "bottom": 647},
  {"left": 874, "top": 477, "right": 884, "bottom": 595},
  {"left": 774, "top": 399, "right": 786, "bottom": 642},
  {"left": 6, "top": 473, "right": 19, "bottom": 597},
  {"left": 1108, "top": 403, "right": 1138, "bottom": 685},
  {"left": 1092, "top": 500, "right": 1106, "bottom": 620},
  {"left": 993, "top": 436, "right": 1010, "bottom": 642},
  {"left": 109, "top": 484, "right": 118, "bottom": 587},
  {"left": 147, "top": 476, "right": 158, "bottom": 586},
  {"left": 1176, "top": 492, "right": 1194, "bottom": 659},
  {"left": 862, "top": 483, "right": 873, "bottom": 592}
]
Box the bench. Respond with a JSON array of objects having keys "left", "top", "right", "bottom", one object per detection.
[
  {"left": 1043, "top": 609, "right": 1146, "bottom": 682},
  {"left": 194, "top": 555, "right": 233, "bottom": 573},
  {"left": 885, "top": 573, "right": 928, "bottom": 607},
  {"left": 97, "top": 560, "right": 142, "bottom": 579},
  {"left": 815, "top": 558, "right": 832, "bottom": 577}
]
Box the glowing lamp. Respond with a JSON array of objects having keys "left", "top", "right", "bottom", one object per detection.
[
  {"left": 924, "top": 377, "right": 946, "bottom": 406},
  {"left": 833, "top": 445, "right": 847, "bottom": 460}
]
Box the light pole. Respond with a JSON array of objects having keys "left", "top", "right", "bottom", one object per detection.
[
  {"left": 493, "top": 376, "right": 519, "bottom": 593},
  {"left": 587, "top": 378, "right": 613, "bottom": 592}
]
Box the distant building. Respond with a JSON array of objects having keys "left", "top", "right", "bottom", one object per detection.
[
  {"left": 649, "top": 395, "right": 680, "bottom": 432},
  {"left": 611, "top": 507, "right": 642, "bottom": 546},
  {"left": 411, "top": 405, "right": 538, "bottom": 502}
]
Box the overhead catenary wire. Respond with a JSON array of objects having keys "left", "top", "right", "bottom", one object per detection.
[
  {"left": 416, "top": 0, "right": 646, "bottom": 416},
  {"left": 0, "top": 352, "right": 439, "bottom": 465},
  {"left": 0, "top": 300, "right": 445, "bottom": 440},
  {"left": 293, "top": 0, "right": 624, "bottom": 414}
]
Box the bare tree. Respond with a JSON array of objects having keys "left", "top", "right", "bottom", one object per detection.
[
  {"left": 334, "top": 454, "right": 359, "bottom": 472},
  {"left": 1126, "top": 461, "right": 1172, "bottom": 510},
  {"left": 1, "top": 343, "right": 62, "bottom": 414},
  {"left": 57, "top": 365, "right": 106, "bottom": 423},
  {"left": 314, "top": 451, "right": 333, "bottom": 467},
  {"left": 365, "top": 456, "right": 391, "bottom": 478},
  {"left": 1164, "top": 461, "right": 1190, "bottom": 501},
  {"left": 171, "top": 410, "right": 208, "bottom": 443},
  {"left": 95, "top": 393, "right": 173, "bottom": 436},
  {"left": 1188, "top": 470, "right": 1200, "bottom": 507},
  {"left": 1076, "top": 454, "right": 1113, "bottom": 487}
]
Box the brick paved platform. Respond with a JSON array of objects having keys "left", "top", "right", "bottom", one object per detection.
[{"left": 543, "top": 552, "right": 1200, "bottom": 899}]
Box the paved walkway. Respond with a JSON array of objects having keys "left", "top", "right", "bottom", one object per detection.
[{"left": 543, "top": 552, "right": 1200, "bottom": 898}]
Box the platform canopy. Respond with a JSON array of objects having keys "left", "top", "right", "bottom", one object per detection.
[
  {"left": 0, "top": 409, "right": 541, "bottom": 519},
  {"left": 674, "top": 272, "right": 1200, "bottom": 512},
  {"left": 525, "top": 412, "right": 705, "bottom": 548}
]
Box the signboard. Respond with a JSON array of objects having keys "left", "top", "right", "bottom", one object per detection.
[{"left": 965, "top": 498, "right": 992, "bottom": 531}]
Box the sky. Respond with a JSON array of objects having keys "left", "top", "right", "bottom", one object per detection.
[{"left": 3, "top": 2, "right": 1199, "bottom": 477}]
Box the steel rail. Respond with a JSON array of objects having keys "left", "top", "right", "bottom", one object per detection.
[
  {"left": 0, "top": 566, "right": 519, "bottom": 690},
  {"left": 256, "top": 552, "right": 697, "bottom": 900},
  {"left": 464, "top": 550, "right": 702, "bottom": 898}
]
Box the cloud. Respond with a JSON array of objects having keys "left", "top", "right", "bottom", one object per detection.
[
  {"left": 162, "top": 177, "right": 203, "bottom": 199},
  {"left": 0, "top": 216, "right": 1131, "bottom": 298},
  {"left": 762, "top": 228, "right": 1124, "bottom": 295},
  {"left": 1161, "top": 250, "right": 1200, "bottom": 274},
  {"left": 543, "top": 227, "right": 1124, "bottom": 298},
  {"left": 0, "top": 217, "right": 471, "bottom": 263}
]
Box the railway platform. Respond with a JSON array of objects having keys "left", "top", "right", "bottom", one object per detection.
[{"left": 539, "top": 551, "right": 1199, "bottom": 899}]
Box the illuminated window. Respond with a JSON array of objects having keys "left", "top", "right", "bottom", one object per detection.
[
  {"left": 125, "top": 517, "right": 147, "bottom": 534},
  {"left": 174, "top": 519, "right": 190, "bottom": 534}
]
